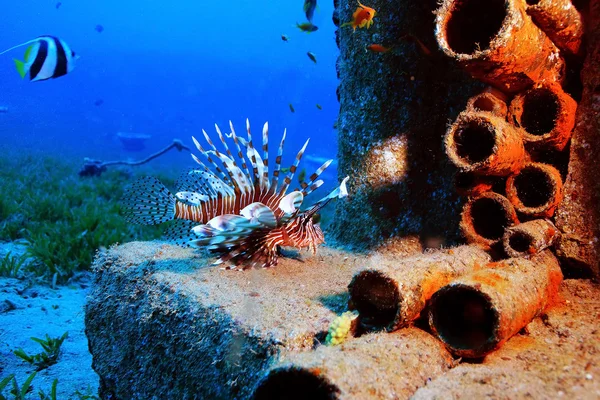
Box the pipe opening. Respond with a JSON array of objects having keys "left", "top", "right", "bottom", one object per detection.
[
  {"left": 454, "top": 120, "right": 496, "bottom": 164},
  {"left": 472, "top": 97, "right": 495, "bottom": 112},
  {"left": 525, "top": 0, "right": 540, "bottom": 5},
  {"left": 254, "top": 367, "right": 340, "bottom": 400},
  {"left": 521, "top": 89, "right": 560, "bottom": 136},
  {"left": 431, "top": 285, "right": 497, "bottom": 352},
  {"left": 514, "top": 167, "right": 553, "bottom": 207},
  {"left": 349, "top": 271, "right": 400, "bottom": 330},
  {"left": 508, "top": 231, "right": 533, "bottom": 253},
  {"left": 445, "top": 0, "right": 507, "bottom": 54},
  {"left": 471, "top": 197, "right": 512, "bottom": 240}
]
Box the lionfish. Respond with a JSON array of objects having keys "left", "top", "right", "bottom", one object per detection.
[{"left": 122, "top": 119, "right": 348, "bottom": 269}]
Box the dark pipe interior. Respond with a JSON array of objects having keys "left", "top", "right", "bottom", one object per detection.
[
  {"left": 508, "top": 231, "right": 533, "bottom": 253},
  {"left": 472, "top": 97, "right": 496, "bottom": 112},
  {"left": 430, "top": 285, "right": 497, "bottom": 352},
  {"left": 445, "top": 0, "right": 507, "bottom": 54},
  {"left": 454, "top": 171, "right": 476, "bottom": 191},
  {"left": 470, "top": 197, "right": 512, "bottom": 240},
  {"left": 253, "top": 367, "right": 340, "bottom": 400},
  {"left": 514, "top": 167, "right": 553, "bottom": 208},
  {"left": 454, "top": 121, "right": 496, "bottom": 164},
  {"left": 349, "top": 272, "right": 399, "bottom": 330},
  {"left": 521, "top": 89, "right": 560, "bottom": 136},
  {"left": 526, "top": 0, "right": 540, "bottom": 5}
]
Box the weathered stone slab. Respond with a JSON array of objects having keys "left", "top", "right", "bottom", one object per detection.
[{"left": 85, "top": 241, "right": 367, "bottom": 399}]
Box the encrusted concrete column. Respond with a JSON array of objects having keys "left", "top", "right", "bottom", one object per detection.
[
  {"left": 329, "top": 0, "right": 482, "bottom": 251},
  {"left": 555, "top": 0, "right": 600, "bottom": 280}
]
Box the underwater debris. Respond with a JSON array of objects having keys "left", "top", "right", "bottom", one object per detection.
[
  {"left": 445, "top": 111, "right": 526, "bottom": 176},
  {"left": 505, "top": 162, "right": 563, "bottom": 218},
  {"left": 79, "top": 139, "right": 190, "bottom": 177},
  {"left": 253, "top": 329, "right": 452, "bottom": 400},
  {"left": 348, "top": 246, "right": 491, "bottom": 332},
  {"left": 325, "top": 310, "right": 359, "bottom": 345},
  {"left": 503, "top": 219, "right": 560, "bottom": 258},
  {"left": 508, "top": 82, "right": 577, "bottom": 151},
  {"left": 122, "top": 120, "right": 349, "bottom": 269},
  {"left": 429, "top": 251, "right": 563, "bottom": 358},
  {"left": 460, "top": 192, "right": 519, "bottom": 250},
  {"left": 116, "top": 131, "right": 152, "bottom": 152},
  {"left": 435, "top": 0, "right": 564, "bottom": 93},
  {"left": 0, "top": 36, "right": 79, "bottom": 82},
  {"left": 526, "top": 0, "right": 584, "bottom": 56}
]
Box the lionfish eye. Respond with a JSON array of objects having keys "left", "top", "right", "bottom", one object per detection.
[{"left": 311, "top": 213, "right": 321, "bottom": 224}]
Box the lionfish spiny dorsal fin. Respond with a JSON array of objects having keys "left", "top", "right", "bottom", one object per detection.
[
  {"left": 279, "top": 138, "right": 310, "bottom": 195},
  {"left": 271, "top": 128, "right": 286, "bottom": 189},
  {"left": 303, "top": 179, "right": 324, "bottom": 197},
  {"left": 261, "top": 122, "right": 270, "bottom": 190},
  {"left": 191, "top": 136, "right": 232, "bottom": 187},
  {"left": 227, "top": 120, "right": 253, "bottom": 184},
  {"left": 245, "top": 119, "right": 260, "bottom": 186},
  {"left": 190, "top": 154, "right": 231, "bottom": 197},
  {"left": 301, "top": 159, "right": 333, "bottom": 196}
]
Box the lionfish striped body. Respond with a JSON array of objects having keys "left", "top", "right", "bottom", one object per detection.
[{"left": 122, "top": 119, "right": 348, "bottom": 269}]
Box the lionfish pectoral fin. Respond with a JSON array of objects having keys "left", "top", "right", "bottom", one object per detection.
[
  {"left": 240, "top": 202, "right": 277, "bottom": 228},
  {"left": 279, "top": 191, "right": 304, "bottom": 214}
]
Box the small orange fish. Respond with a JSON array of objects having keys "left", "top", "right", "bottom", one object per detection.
[
  {"left": 366, "top": 44, "right": 391, "bottom": 53},
  {"left": 342, "top": 1, "right": 376, "bottom": 31}
]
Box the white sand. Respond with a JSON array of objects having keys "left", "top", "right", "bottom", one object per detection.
[{"left": 0, "top": 274, "right": 99, "bottom": 398}]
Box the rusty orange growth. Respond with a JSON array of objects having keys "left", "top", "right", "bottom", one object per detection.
[
  {"left": 508, "top": 82, "right": 577, "bottom": 151},
  {"left": 453, "top": 171, "right": 496, "bottom": 197},
  {"left": 347, "top": 246, "right": 491, "bottom": 332},
  {"left": 506, "top": 162, "right": 564, "bottom": 218},
  {"left": 503, "top": 219, "right": 560, "bottom": 258},
  {"left": 445, "top": 111, "right": 526, "bottom": 176},
  {"left": 460, "top": 192, "right": 519, "bottom": 250},
  {"left": 428, "top": 251, "right": 563, "bottom": 358},
  {"left": 466, "top": 91, "right": 508, "bottom": 117},
  {"left": 526, "top": 0, "right": 584, "bottom": 56},
  {"left": 435, "top": 0, "right": 564, "bottom": 93}
]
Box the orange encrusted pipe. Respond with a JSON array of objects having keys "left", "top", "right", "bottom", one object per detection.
[
  {"left": 503, "top": 219, "right": 560, "bottom": 258},
  {"left": 526, "top": 0, "right": 584, "bottom": 56},
  {"left": 508, "top": 83, "right": 577, "bottom": 151},
  {"left": 453, "top": 171, "right": 496, "bottom": 197},
  {"left": 347, "top": 246, "right": 491, "bottom": 332},
  {"left": 460, "top": 192, "right": 519, "bottom": 250},
  {"left": 445, "top": 111, "right": 526, "bottom": 176},
  {"left": 428, "top": 251, "right": 563, "bottom": 358},
  {"left": 506, "top": 162, "right": 563, "bottom": 218},
  {"left": 435, "top": 0, "right": 564, "bottom": 93},
  {"left": 253, "top": 329, "right": 453, "bottom": 400},
  {"left": 466, "top": 92, "right": 508, "bottom": 117}
]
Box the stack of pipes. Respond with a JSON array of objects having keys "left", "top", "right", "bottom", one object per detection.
[{"left": 347, "top": 0, "right": 582, "bottom": 361}]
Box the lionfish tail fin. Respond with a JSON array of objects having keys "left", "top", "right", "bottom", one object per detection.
[{"left": 121, "top": 176, "right": 177, "bottom": 225}]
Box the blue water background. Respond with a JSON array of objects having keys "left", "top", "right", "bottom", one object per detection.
[{"left": 0, "top": 0, "right": 339, "bottom": 185}]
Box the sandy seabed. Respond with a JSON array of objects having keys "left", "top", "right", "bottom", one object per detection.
[{"left": 0, "top": 274, "right": 99, "bottom": 399}]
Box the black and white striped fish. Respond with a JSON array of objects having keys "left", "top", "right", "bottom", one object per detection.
[
  {"left": 0, "top": 36, "right": 79, "bottom": 81},
  {"left": 122, "top": 119, "right": 349, "bottom": 270}
]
